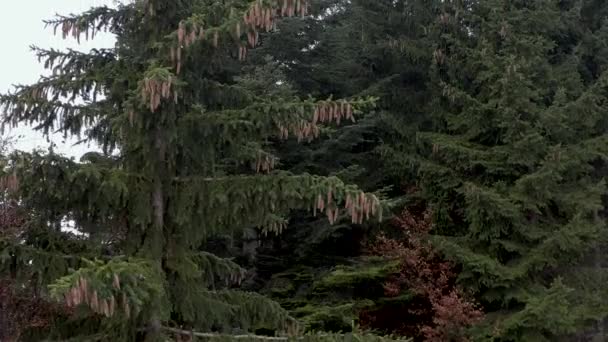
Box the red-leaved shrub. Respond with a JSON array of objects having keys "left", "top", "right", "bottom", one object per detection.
[{"left": 360, "top": 207, "right": 482, "bottom": 341}]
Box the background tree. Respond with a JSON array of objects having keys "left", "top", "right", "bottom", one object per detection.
[
  {"left": 254, "top": 1, "right": 608, "bottom": 340},
  {"left": 0, "top": 1, "right": 397, "bottom": 341},
  {"left": 410, "top": 0, "right": 608, "bottom": 340},
  {"left": 242, "top": 0, "right": 446, "bottom": 336},
  {"left": 4, "top": 0, "right": 608, "bottom": 340}
]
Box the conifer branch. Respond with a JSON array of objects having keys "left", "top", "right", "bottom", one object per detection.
[
  {"left": 180, "top": 96, "right": 376, "bottom": 146},
  {"left": 10, "top": 74, "right": 105, "bottom": 103},
  {"left": 49, "top": 258, "right": 167, "bottom": 319},
  {"left": 43, "top": 6, "right": 136, "bottom": 43},
  {"left": 168, "top": 0, "right": 311, "bottom": 72},
  {"left": 221, "top": 142, "right": 278, "bottom": 173},
  {"left": 0, "top": 241, "right": 113, "bottom": 261},
  {"left": 0, "top": 95, "right": 107, "bottom": 138},
  {"left": 30, "top": 46, "right": 116, "bottom": 75},
  {"left": 189, "top": 252, "right": 247, "bottom": 286},
  {"left": 171, "top": 172, "right": 384, "bottom": 230}
]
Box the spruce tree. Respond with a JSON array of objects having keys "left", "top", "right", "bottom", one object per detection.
[
  {"left": 0, "top": 1, "right": 396, "bottom": 340},
  {"left": 412, "top": 1, "right": 608, "bottom": 340}
]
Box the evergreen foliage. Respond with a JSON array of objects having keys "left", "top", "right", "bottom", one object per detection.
[
  {"left": 3, "top": 0, "right": 608, "bottom": 341},
  {"left": 409, "top": 0, "right": 608, "bottom": 340},
  {"left": 253, "top": 0, "right": 608, "bottom": 340},
  {"left": 246, "top": 0, "right": 440, "bottom": 336}
]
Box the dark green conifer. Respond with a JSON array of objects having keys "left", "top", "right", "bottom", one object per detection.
[
  {"left": 413, "top": 1, "right": 608, "bottom": 340},
  {"left": 244, "top": 0, "right": 440, "bottom": 335}
]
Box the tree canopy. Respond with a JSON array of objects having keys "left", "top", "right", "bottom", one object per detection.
[{"left": 2, "top": 0, "right": 608, "bottom": 341}]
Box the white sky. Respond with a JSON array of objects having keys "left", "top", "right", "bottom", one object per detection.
[{"left": 0, "top": 1, "right": 118, "bottom": 158}]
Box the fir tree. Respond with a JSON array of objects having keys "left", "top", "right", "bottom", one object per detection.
[
  {"left": 412, "top": 1, "right": 608, "bottom": 340},
  {"left": 0, "top": 1, "right": 398, "bottom": 341}
]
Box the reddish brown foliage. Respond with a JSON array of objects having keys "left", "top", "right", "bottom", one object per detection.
[
  {"left": 0, "top": 200, "right": 26, "bottom": 238},
  {"left": 0, "top": 201, "right": 69, "bottom": 340},
  {"left": 360, "top": 207, "right": 482, "bottom": 342},
  {"left": 0, "top": 279, "right": 69, "bottom": 341}
]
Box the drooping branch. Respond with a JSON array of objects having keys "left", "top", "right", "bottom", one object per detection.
[
  {"left": 0, "top": 152, "right": 150, "bottom": 235},
  {"left": 140, "top": 68, "right": 180, "bottom": 113},
  {"left": 49, "top": 258, "right": 167, "bottom": 320},
  {"left": 31, "top": 46, "right": 117, "bottom": 76},
  {"left": 0, "top": 94, "right": 111, "bottom": 139},
  {"left": 179, "top": 97, "right": 376, "bottom": 149},
  {"left": 170, "top": 172, "right": 384, "bottom": 238},
  {"left": 0, "top": 47, "right": 119, "bottom": 145},
  {"left": 9, "top": 74, "right": 105, "bottom": 104},
  {"left": 169, "top": 0, "right": 311, "bottom": 72},
  {"left": 44, "top": 5, "right": 136, "bottom": 43}
]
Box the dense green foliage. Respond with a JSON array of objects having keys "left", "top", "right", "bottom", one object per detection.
[
  {"left": 248, "top": 0, "right": 608, "bottom": 341},
  {"left": 242, "top": 0, "right": 437, "bottom": 336},
  {"left": 3, "top": 0, "right": 608, "bottom": 341},
  {"left": 416, "top": 1, "right": 608, "bottom": 340}
]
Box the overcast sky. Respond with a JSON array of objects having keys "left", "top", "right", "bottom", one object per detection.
[{"left": 0, "top": 1, "right": 118, "bottom": 158}]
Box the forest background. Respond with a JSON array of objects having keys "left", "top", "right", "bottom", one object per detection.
[{"left": 2, "top": 0, "right": 608, "bottom": 341}]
